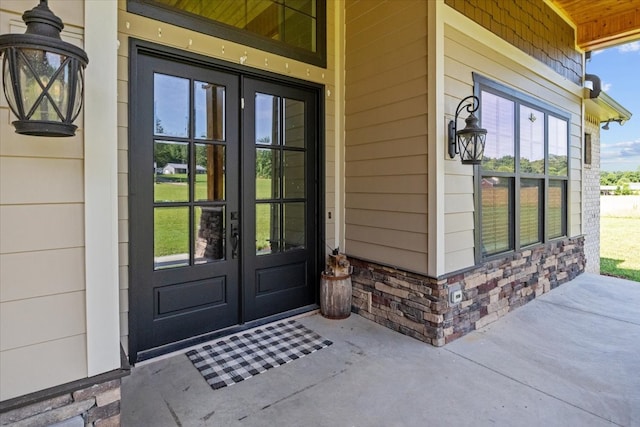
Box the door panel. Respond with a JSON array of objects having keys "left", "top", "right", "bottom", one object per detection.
[
  {"left": 242, "top": 78, "right": 318, "bottom": 321},
  {"left": 130, "top": 54, "right": 240, "bottom": 356}
]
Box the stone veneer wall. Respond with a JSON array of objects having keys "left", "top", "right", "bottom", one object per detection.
[
  {"left": 0, "top": 380, "right": 121, "bottom": 427},
  {"left": 350, "top": 236, "right": 585, "bottom": 346},
  {"left": 445, "top": 0, "right": 582, "bottom": 85},
  {"left": 583, "top": 114, "right": 601, "bottom": 274}
]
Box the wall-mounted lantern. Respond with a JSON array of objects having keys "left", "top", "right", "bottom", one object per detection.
[
  {"left": 0, "top": 0, "right": 88, "bottom": 137},
  {"left": 448, "top": 95, "right": 487, "bottom": 165}
]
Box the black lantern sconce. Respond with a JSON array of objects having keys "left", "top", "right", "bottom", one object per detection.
[
  {"left": 0, "top": 0, "right": 88, "bottom": 137},
  {"left": 448, "top": 95, "right": 487, "bottom": 165}
]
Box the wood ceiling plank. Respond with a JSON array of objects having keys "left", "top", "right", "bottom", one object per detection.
[{"left": 552, "top": 0, "right": 640, "bottom": 50}]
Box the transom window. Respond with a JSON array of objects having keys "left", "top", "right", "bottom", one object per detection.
[
  {"left": 476, "top": 76, "right": 569, "bottom": 259},
  {"left": 128, "top": 0, "right": 326, "bottom": 67}
]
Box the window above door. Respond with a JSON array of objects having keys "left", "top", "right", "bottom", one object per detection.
[{"left": 128, "top": 0, "right": 327, "bottom": 67}]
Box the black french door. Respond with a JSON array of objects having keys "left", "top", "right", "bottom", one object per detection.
[
  {"left": 129, "top": 46, "right": 320, "bottom": 362},
  {"left": 242, "top": 78, "right": 318, "bottom": 322}
]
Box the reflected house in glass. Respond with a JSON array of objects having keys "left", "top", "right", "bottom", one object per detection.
[
  {"left": 0, "top": 0, "right": 636, "bottom": 424},
  {"left": 160, "top": 163, "right": 206, "bottom": 174},
  {"left": 161, "top": 163, "right": 188, "bottom": 174}
]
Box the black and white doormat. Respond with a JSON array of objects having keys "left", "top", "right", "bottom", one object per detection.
[{"left": 186, "top": 320, "right": 332, "bottom": 390}]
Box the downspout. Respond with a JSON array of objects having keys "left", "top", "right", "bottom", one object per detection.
[{"left": 584, "top": 73, "right": 601, "bottom": 99}]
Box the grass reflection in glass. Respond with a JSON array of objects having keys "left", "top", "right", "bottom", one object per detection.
[
  {"left": 153, "top": 177, "right": 276, "bottom": 258},
  {"left": 154, "top": 207, "right": 189, "bottom": 269}
]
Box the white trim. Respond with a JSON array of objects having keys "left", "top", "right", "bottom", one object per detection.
[
  {"left": 581, "top": 99, "right": 586, "bottom": 236},
  {"left": 427, "top": 0, "right": 446, "bottom": 277},
  {"left": 335, "top": 1, "right": 345, "bottom": 252},
  {"left": 443, "top": 5, "right": 584, "bottom": 97},
  {"left": 84, "top": 1, "right": 121, "bottom": 376}
]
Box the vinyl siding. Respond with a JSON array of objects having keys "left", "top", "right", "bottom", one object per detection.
[
  {"left": 0, "top": 336, "right": 87, "bottom": 401},
  {"left": 443, "top": 19, "right": 583, "bottom": 273},
  {"left": 344, "top": 0, "right": 429, "bottom": 274},
  {"left": 116, "top": 1, "right": 340, "bottom": 352},
  {"left": 0, "top": 158, "right": 84, "bottom": 204},
  {"left": 0, "top": 1, "right": 88, "bottom": 401}
]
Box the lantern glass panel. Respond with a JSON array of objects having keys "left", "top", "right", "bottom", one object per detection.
[
  {"left": 2, "top": 55, "right": 18, "bottom": 114},
  {"left": 459, "top": 134, "right": 472, "bottom": 162},
  {"left": 17, "top": 51, "right": 42, "bottom": 116},
  {"left": 476, "top": 134, "right": 486, "bottom": 160},
  {"left": 459, "top": 133, "right": 486, "bottom": 164},
  {"left": 71, "top": 66, "right": 84, "bottom": 120},
  {"left": 17, "top": 49, "right": 70, "bottom": 122},
  {"left": 52, "top": 57, "right": 71, "bottom": 116}
]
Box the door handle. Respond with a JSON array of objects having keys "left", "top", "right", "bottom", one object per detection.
[{"left": 231, "top": 223, "right": 239, "bottom": 259}]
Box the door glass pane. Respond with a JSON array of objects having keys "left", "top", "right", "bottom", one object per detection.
[
  {"left": 283, "top": 151, "right": 305, "bottom": 198},
  {"left": 195, "top": 143, "right": 225, "bottom": 201},
  {"left": 283, "top": 202, "right": 305, "bottom": 251},
  {"left": 154, "top": 207, "right": 189, "bottom": 269},
  {"left": 194, "top": 81, "right": 225, "bottom": 141},
  {"left": 255, "top": 93, "right": 279, "bottom": 145},
  {"left": 548, "top": 180, "right": 566, "bottom": 238},
  {"left": 283, "top": 98, "right": 305, "bottom": 147},
  {"left": 256, "top": 148, "right": 280, "bottom": 199},
  {"left": 256, "top": 203, "right": 280, "bottom": 255},
  {"left": 481, "top": 91, "right": 515, "bottom": 172},
  {"left": 482, "top": 176, "right": 512, "bottom": 256},
  {"left": 548, "top": 116, "right": 568, "bottom": 176},
  {"left": 520, "top": 179, "right": 542, "bottom": 246},
  {"left": 154, "top": 73, "right": 189, "bottom": 137},
  {"left": 195, "top": 206, "right": 225, "bottom": 263},
  {"left": 154, "top": 141, "right": 189, "bottom": 202}
]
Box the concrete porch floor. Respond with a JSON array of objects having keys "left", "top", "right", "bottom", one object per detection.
[{"left": 121, "top": 273, "right": 640, "bottom": 426}]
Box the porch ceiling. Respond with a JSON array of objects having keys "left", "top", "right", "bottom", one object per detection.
[{"left": 551, "top": 0, "right": 640, "bottom": 51}]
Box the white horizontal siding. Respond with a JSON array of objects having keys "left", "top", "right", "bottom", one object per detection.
[
  {"left": 0, "top": 292, "right": 86, "bottom": 351},
  {"left": 0, "top": 335, "right": 87, "bottom": 401},
  {"left": 0, "top": 248, "right": 85, "bottom": 302},
  {"left": 0, "top": 158, "right": 84, "bottom": 205}
]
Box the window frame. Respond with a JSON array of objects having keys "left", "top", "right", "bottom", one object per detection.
[
  {"left": 473, "top": 73, "right": 571, "bottom": 263},
  {"left": 127, "top": 0, "right": 327, "bottom": 68}
]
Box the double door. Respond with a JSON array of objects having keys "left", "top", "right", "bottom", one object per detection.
[{"left": 129, "top": 51, "right": 320, "bottom": 361}]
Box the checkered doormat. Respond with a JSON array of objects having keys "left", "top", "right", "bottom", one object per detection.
[{"left": 186, "top": 320, "right": 332, "bottom": 390}]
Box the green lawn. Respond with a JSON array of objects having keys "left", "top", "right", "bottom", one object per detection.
[
  {"left": 154, "top": 207, "right": 189, "bottom": 257},
  {"left": 600, "top": 216, "right": 640, "bottom": 282},
  {"left": 255, "top": 178, "right": 277, "bottom": 252}
]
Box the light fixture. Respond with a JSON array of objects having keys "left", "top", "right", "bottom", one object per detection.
[
  {"left": 602, "top": 119, "right": 624, "bottom": 130},
  {"left": 0, "top": 0, "right": 89, "bottom": 137},
  {"left": 448, "top": 95, "right": 487, "bottom": 165}
]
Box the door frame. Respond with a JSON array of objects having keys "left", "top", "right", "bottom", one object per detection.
[{"left": 128, "top": 39, "right": 326, "bottom": 364}]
